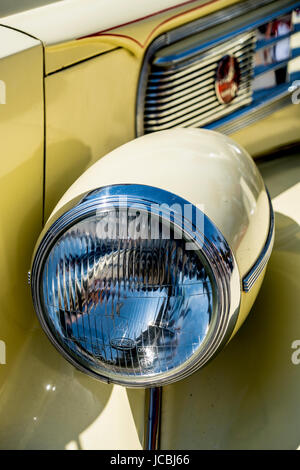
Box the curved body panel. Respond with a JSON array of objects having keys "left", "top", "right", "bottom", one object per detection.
[
  {"left": 0, "top": 25, "right": 44, "bottom": 389},
  {"left": 0, "top": 0, "right": 298, "bottom": 451},
  {"left": 52, "top": 128, "right": 270, "bottom": 279},
  {"left": 161, "top": 155, "right": 300, "bottom": 449},
  {"left": 0, "top": 0, "right": 210, "bottom": 45},
  {"left": 0, "top": 22, "right": 145, "bottom": 452},
  {"left": 0, "top": 0, "right": 239, "bottom": 74}
]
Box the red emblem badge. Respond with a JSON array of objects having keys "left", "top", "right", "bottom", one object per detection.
[{"left": 215, "top": 55, "right": 241, "bottom": 104}]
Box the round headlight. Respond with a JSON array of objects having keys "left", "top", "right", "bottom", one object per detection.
[{"left": 31, "top": 185, "right": 240, "bottom": 387}]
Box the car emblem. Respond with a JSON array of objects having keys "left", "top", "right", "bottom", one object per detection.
[
  {"left": 215, "top": 55, "right": 241, "bottom": 104},
  {"left": 110, "top": 337, "right": 136, "bottom": 351}
]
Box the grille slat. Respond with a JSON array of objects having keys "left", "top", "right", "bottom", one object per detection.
[
  {"left": 143, "top": 32, "right": 256, "bottom": 133},
  {"left": 147, "top": 57, "right": 253, "bottom": 96},
  {"left": 146, "top": 66, "right": 252, "bottom": 104},
  {"left": 148, "top": 43, "right": 255, "bottom": 84},
  {"left": 145, "top": 92, "right": 252, "bottom": 132},
  {"left": 145, "top": 74, "right": 252, "bottom": 108},
  {"left": 145, "top": 64, "right": 253, "bottom": 108},
  {"left": 145, "top": 92, "right": 251, "bottom": 133},
  {"left": 145, "top": 81, "right": 252, "bottom": 120}
]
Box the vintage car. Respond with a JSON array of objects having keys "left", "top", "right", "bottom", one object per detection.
[{"left": 0, "top": 0, "right": 299, "bottom": 451}]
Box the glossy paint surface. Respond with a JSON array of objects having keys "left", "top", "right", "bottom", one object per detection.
[
  {"left": 44, "top": 47, "right": 139, "bottom": 218},
  {"left": 0, "top": 26, "right": 145, "bottom": 451},
  {"left": 0, "top": 0, "right": 241, "bottom": 74},
  {"left": 1, "top": 0, "right": 242, "bottom": 450},
  {"left": 42, "top": 10, "right": 300, "bottom": 231},
  {"left": 50, "top": 128, "right": 269, "bottom": 280},
  {"left": 0, "top": 0, "right": 298, "bottom": 451},
  {"left": 0, "top": 326, "right": 144, "bottom": 449},
  {"left": 232, "top": 103, "right": 300, "bottom": 157},
  {"left": 161, "top": 151, "right": 300, "bottom": 449},
  {"left": 0, "top": 0, "right": 202, "bottom": 44},
  {"left": 0, "top": 26, "right": 44, "bottom": 444}
]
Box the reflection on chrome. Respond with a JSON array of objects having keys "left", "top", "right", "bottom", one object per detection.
[
  {"left": 32, "top": 184, "right": 240, "bottom": 387},
  {"left": 254, "top": 13, "right": 293, "bottom": 91}
]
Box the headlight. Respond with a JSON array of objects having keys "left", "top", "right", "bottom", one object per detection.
[
  {"left": 31, "top": 185, "right": 239, "bottom": 387},
  {"left": 30, "top": 129, "right": 273, "bottom": 387}
]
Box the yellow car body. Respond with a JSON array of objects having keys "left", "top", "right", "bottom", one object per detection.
[{"left": 0, "top": 0, "right": 299, "bottom": 449}]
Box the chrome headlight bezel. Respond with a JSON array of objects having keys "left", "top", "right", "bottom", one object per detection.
[{"left": 31, "top": 184, "right": 240, "bottom": 387}]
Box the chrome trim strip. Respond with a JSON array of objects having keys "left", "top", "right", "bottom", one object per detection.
[
  {"left": 211, "top": 87, "right": 294, "bottom": 135},
  {"left": 163, "top": 0, "right": 298, "bottom": 51},
  {"left": 256, "top": 30, "right": 295, "bottom": 51},
  {"left": 150, "top": 48, "right": 254, "bottom": 79},
  {"left": 254, "top": 58, "right": 291, "bottom": 78},
  {"left": 144, "top": 387, "right": 162, "bottom": 450},
  {"left": 152, "top": 32, "right": 256, "bottom": 70},
  {"left": 242, "top": 190, "right": 274, "bottom": 292}
]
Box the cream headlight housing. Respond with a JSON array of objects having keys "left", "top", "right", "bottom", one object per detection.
[{"left": 30, "top": 129, "right": 273, "bottom": 387}]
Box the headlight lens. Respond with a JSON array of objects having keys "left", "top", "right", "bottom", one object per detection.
[{"left": 31, "top": 185, "right": 240, "bottom": 387}]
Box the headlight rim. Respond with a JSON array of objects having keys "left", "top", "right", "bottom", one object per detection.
[{"left": 31, "top": 184, "right": 240, "bottom": 387}]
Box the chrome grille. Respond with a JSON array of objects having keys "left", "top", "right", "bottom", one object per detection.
[{"left": 144, "top": 32, "right": 256, "bottom": 133}]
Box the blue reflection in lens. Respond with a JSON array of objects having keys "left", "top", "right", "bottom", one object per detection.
[{"left": 42, "top": 210, "right": 214, "bottom": 379}]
